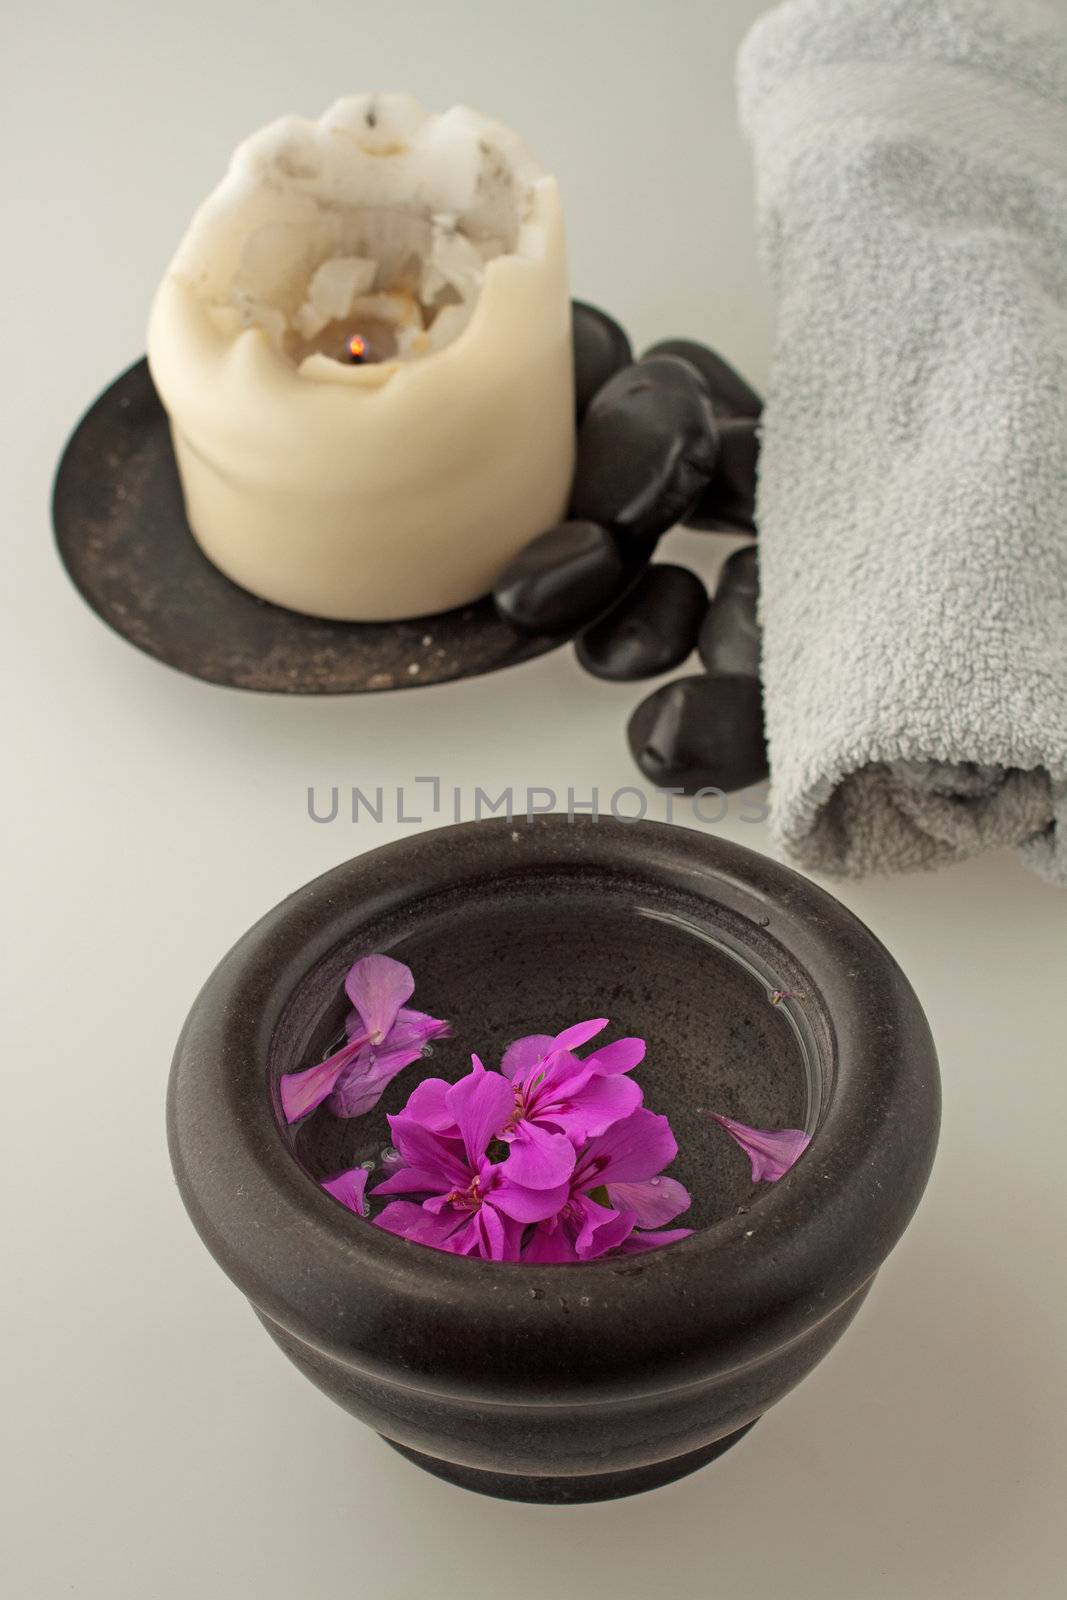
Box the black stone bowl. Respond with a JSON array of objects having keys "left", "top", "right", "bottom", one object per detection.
[{"left": 168, "top": 817, "right": 940, "bottom": 1503}]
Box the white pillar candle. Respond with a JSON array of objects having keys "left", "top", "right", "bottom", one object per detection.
[{"left": 147, "top": 95, "right": 574, "bottom": 622}]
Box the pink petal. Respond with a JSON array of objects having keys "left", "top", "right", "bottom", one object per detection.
[
  {"left": 606, "top": 1176, "right": 691, "bottom": 1227},
  {"left": 388, "top": 1007, "right": 452, "bottom": 1050},
  {"left": 327, "top": 1043, "right": 425, "bottom": 1118},
  {"left": 278, "top": 1035, "right": 365, "bottom": 1122},
  {"left": 576, "top": 1108, "right": 678, "bottom": 1188},
  {"left": 573, "top": 1195, "right": 636, "bottom": 1260},
  {"left": 401, "top": 1076, "right": 457, "bottom": 1133},
  {"left": 372, "top": 1199, "right": 428, "bottom": 1236},
  {"left": 372, "top": 1164, "right": 448, "bottom": 1196},
  {"left": 502, "top": 1120, "right": 577, "bottom": 1188},
  {"left": 565, "top": 1071, "right": 644, "bottom": 1140},
  {"left": 525, "top": 1051, "right": 595, "bottom": 1106},
  {"left": 345, "top": 1003, "right": 448, "bottom": 1048},
  {"left": 471, "top": 1204, "right": 520, "bottom": 1262},
  {"left": 707, "top": 1113, "right": 812, "bottom": 1182},
  {"left": 445, "top": 1064, "right": 515, "bottom": 1167},
  {"left": 443, "top": 1213, "right": 492, "bottom": 1259},
  {"left": 500, "top": 1034, "right": 555, "bottom": 1081},
  {"left": 362, "top": 1041, "right": 428, "bottom": 1079},
  {"left": 344, "top": 955, "right": 414, "bottom": 1044},
  {"left": 489, "top": 1174, "right": 572, "bottom": 1223},
  {"left": 386, "top": 1112, "right": 470, "bottom": 1190},
  {"left": 522, "top": 1220, "right": 578, "bottom": 1263},
  {"left": 582, "top": 1036, "right": 646, "bottom": 1075},
  {"left": 438, "top": 1208, "right": 518, "bottom": 1261},
  {"left": 553, "top": 1018, "right": 610, "bottom": 1052},
  {"left": 543, "top": 1048, "right": 596, "bottom": 1089},
  {"left": 616, "top": 1227, "right": 693, "bottom": 1254},
  {"left": 320, "top": 1167, "right": 370, "bottom": 1215},
  {"left": 374, "top": 1201, "right": 465, "bottom": 1249}
]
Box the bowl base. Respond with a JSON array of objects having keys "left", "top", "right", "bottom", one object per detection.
[{"left": 383, "top": 1421, "right": 759, "bottom": 1503}]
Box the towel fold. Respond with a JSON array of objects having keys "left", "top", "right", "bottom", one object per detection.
[{"left": 739, "top": 0, "right": 1067, "bottom": 883}]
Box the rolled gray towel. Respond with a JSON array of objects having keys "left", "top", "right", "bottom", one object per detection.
[{"left": 739, "top": 0, "right": 1067, "bottom": 883}]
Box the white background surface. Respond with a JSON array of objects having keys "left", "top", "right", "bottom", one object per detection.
[{"left": 4, "top": 2, "right": 1066, "bottom": 1596}]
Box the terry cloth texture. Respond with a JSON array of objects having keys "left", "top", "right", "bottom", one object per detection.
[{"left": 739, "top": 0, "right": 1067, "bottom": 883}]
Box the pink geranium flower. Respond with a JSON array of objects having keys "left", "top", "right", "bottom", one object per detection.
[
  {"left": 522, "top": 1108, "right": 692, "bottom": 1263},
  {"left": 499, "top": 1018, "right": 646, "bottom": 1076},
  {"left": 370, "top": 1059, "right": 571, "bottom": 1261},
  {"left": 496, "top": 1019, "right": 645, "bottom": 1187},
  {"left": 308, "top": 999, "right": 693, "bottom": 1265},
  {"left": 388, "top": 1018, "right": 647, "bottom": 1190},
  {"left": 279, "top": 955, "right": 450, "bottom": 1124}
]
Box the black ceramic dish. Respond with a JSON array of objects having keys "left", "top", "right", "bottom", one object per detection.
[
  {"left": 51, "top": 360, "right": 563, "bottom": 694},
  {"left": 169, "top": 816, "right": 940, "bottom": 1504}
]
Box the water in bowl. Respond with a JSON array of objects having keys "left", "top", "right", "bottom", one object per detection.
[{"left": 279, "top": 876, "right": 820, "bottom": 1237}]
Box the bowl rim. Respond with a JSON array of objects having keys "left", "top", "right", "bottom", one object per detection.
[{"left": 168, "top": 815, "right": 940, "bottom": 1402}]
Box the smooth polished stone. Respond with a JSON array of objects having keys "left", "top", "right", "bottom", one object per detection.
[
  {"left": 688, "top": 417, "right": 760, "bottom": 533},
  {"left": 570, "top": 361, "right": 720, "bottom": 540},
  {"left": 719, "top": 544, "right": 759, "bottom": 596},
  {"left": 493, "top": 520, "right": 625, "bottom": 635},
  {"left": 636, "top": 351, "right": 709, "bottom": 394},
  {"left": 576, "top": 563, "right": 708, "bottom": 681},
  {"left": 698, "top": 587, "right": 760, "bottom": 679},
  {"left": 572, "top": 300, "right": 633, "bottom": 421},
  {"left": 642, "top": 338, "right": 763, "bottom": 419},
  {"left": 627, "top": 672, "right": 768, "bottom": 793}
]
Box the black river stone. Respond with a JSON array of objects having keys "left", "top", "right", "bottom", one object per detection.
[
  {"left": 572, "top": 301, "right": 633, "bottom": 421},
  {"left": 718, "top": 544, "right": 758, "bottom": 596},
  {"left": 575, "top": 563, "right": 708, "bottom": 682},
  {"left": 570, "top": 360, "right": 720, "bottom": 541},
  {"left": 688, "top": 417, "right": 760, "bottom": 533},
  {"left": 698, "top": 547, "right": 761, "bottom": 677},
  {"left": 698, "top": 588, "right": 761, "bottom": 679},
  {"left": 641, "top": 338, "right": 763, "bottom": 419},
  {"left": 493, "top": 520, "right": 626, "bottom": 636},
  {"left": 627, "top": 673, "right": 768, "bottom": 794}
]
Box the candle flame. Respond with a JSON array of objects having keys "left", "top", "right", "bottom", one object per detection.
[{"left": 347, "top": 333, "right": 368, "bottom": 363}]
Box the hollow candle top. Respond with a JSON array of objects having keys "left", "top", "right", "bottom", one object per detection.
[{"left": 147, "top": 95, "right": 574, "bottom": 622}]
